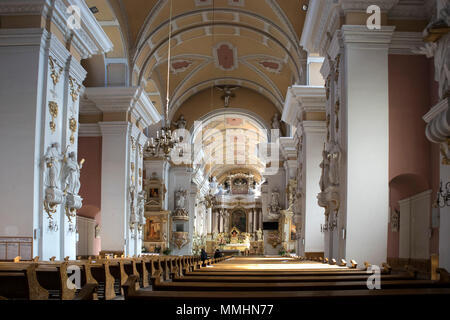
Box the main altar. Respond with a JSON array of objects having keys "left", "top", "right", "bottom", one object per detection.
[{"left": 218, "top": 227, "right": 251, "bottom": 253}]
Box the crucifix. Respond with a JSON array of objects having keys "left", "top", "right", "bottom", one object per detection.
[{"left": 215, "top": 85, "right": 240, "bottom": 107}]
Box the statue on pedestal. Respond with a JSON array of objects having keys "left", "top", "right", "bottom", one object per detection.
[
  {"left": 44, "top": 143, "right": 63, "bottom": 189},
  {"left": 319, "top": 145, "right": 330, "bottom": 192},
  {"left": 268, "top": 189, "right": 281, "bottom": 218},
  {"left": 271, "top": 113, "right": 281, "bottom": 130},
  {"left": 63, "top": 152, "right": 83, "bottom": 195}
]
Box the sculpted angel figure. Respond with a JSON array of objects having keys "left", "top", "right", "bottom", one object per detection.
[
  {"left": 216, "top": 85, "right": 239, "bottom": 107},
  {"left": 173, "top": 114, "right": 187, "bottom": 129},
  {"left": 319, "top": 146, "right": 330, "bottom": 192},
  {"left": 271, "top": 113, "right": 281, "bottom": 130},
  {"left": 137, "top": 190, "right": 146, "bottom": 217},
  {"left": 44, "top": 143, "right": 63, "bottom": 189},
  {"left": 268, "top": 190, "right": 281, "bottom": 215},
  {"left": 175, "top": 189, "right": 186, "bottom": 209},
  {"left": 63, "top": 151, "right": 84, "bottom": 195}
]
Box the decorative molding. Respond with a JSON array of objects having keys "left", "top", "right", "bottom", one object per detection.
[
  {"left": 341, "top": 25, "right": 396, "bottom": 46},
  {"left": 341, "top": 0, "right": 399, "bottom": 13},
  {"left": 213, "top": 42, "right": 238, "bottom": 71},
  {"left": 390, "top": 32, "right": 425, "bottom": 55},
  {"left": 78, "top": 123, "right": 101, "bottom": 137},
  {"left": 99, "top": 121, "right": 131, "bottom": 136},
  {"left": 282, "top": 86, "right": 326, "bottom": 127}
]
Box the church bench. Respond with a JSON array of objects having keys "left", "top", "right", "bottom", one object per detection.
[
  {"left": 12, "top": 259, "right": 98, "bottom": 300},
  {"left": 122, "top": 275, "right": 450, "bottom": 301},
  {"left": 87, "top": 260, "right": 116, "bottom": 300},
  {"left": 184, "top": 270, "right": 389, "bottom": 277},
  {"left": 0, "top": 262, "right": 98, "bottom": 300},
  {"left": 172, "top": 274, "right": 416, "bottom": 283},
  {"left": 0, "top": 263, "right": 48, "bottom": 300},
  {"left": 152, "top": 278, "right": 450, "bottom": 292}
]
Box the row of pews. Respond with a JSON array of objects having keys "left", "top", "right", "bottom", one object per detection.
[
  {"left": 0, "top": 255, "right": 227, "bottom": 300},
  {"left": 121, "top": 256, "right": 450, "bottom": 302}
]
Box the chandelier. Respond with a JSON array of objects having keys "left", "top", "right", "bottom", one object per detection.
[{"left": 146, "top": 0, "right": 182, "bottom": 159}]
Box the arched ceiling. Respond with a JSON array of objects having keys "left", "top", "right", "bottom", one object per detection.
[
  {"left": 88, "top": 0, "right": 309, "bottom": 117},
  {"left": 190, "top": 110, "right": 269, "bottom": 179}
]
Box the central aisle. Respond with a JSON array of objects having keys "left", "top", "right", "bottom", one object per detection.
[{"left": 204, "top": 256, "right": 349, "bottom": 271}]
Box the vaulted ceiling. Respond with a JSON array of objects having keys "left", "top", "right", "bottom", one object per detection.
[{"left": 86, "top": 0, "right": 308, "bottom": 119}]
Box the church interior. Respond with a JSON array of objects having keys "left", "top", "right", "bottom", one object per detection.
[{"left": 0, "top": 0, "right": 450, "bottom": 310}]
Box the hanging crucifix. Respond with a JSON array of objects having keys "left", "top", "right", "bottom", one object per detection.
[{"left": 215, "top": 85, "right": 240, "bottom": 107}]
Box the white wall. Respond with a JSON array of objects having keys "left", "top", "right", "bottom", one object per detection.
[
  {"left": 303, "top": 122, "right": 326, "bottom": 253},
  {"left": 399, "top": 190, "right": 431, "bottom": 260}
]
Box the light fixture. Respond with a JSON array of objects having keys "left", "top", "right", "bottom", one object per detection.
[
  {"left": 302, "top": 4, "right": 308, "bottom": 11},
  {"left": 147, "top": 0, "right": 182, "bottom": 159},
  {"left": 435, "top": 181, "right": 450, "bottom": 208}
]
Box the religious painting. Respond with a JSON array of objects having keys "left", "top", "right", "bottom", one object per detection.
[
  {"left": 145, "top": 219, "right": 161, "bottom": 242},
  {"left": 290, "top": 224, "right": 297, "bottom": 241},
  {"left": 149, "top": 188, "right": 159, "bottom": 199},
  {"left": 231, "top": 209, "right": 247, "bottom": 232}
]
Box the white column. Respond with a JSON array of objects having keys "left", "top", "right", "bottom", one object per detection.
[
  {"left": 99, "top": 122, "right": 130, "bottom": 254},
  {"left": 302, "top": 122, "right": 326, "bottom": 255},
  {"left": 342, "top": 26, "right": 394, "bottom": 265}
]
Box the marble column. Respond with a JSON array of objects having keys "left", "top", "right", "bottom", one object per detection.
[
  {"left": 86, "top": 87, "right": 159, "bottom": 256},
  {"left": 340, "top": 26, "right": 393, "bottom": 265}
]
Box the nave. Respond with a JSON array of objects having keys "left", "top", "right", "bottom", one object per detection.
[{"left": 1, "top": 254, "right": 449, "bottom": 304}]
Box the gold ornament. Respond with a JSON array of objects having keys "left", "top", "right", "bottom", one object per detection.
[
  {"left": 69, "top": 118, "right": 77, "bottom": 144},
  {"left": 69, "top": 76, "right": 81, "bottom": 102},
  {"left": 48, "top": 101, "right": 58, "bottom": 133},
  {"left": 49, "top": 56, "right": 63, "bottom": 86}
]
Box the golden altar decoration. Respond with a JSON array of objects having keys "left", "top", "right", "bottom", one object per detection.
[{"left": 219, "top": 227, "right": 251, "bottom": 252}]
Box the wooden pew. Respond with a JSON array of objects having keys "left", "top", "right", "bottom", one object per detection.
[
  {"left": 0, "top": 263, "right": 48, "bottom": 300},
  {"left": 151, "top": 278, "right": 450, "bottom": 292},
  {"left": 172, "top": 274, "right": 416, "bottom": 283},
  {"left": 122, "top": 275, "right": 450, "bottom": 301}
]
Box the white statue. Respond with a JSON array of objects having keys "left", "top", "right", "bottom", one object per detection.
[
  {"left": 44, "top": 143, "right": 63, "bottom": 189},
  {"left": 328, "top": 142, "right": 340, "bottom": 186},
  {"left": 137, "top": 190, "right": 146, "bottom": 217},
  {"left": 216, "top": 86, "right": 239, "bottom": 107},
  {"left": 271, "top": 113, "right": 281, "bottom": 130},
  {"left": 268, "top": 189, "right": 281, "bottom": 216},
  {"left": 173, "top": 114, "right": 187, "bottom": 129},
  {"left": 63, "top": 151, "right": 83, "bottom": 195},
  {"left": 175, "top": 189, "right": 186, "bottom": 209},
  {"left": 256, "top": 229, "right": 263, "bottom": 241},
  {"left": 319, "top": 146, "right": 330, "bottom": 192},
  {"left": 209, "top": 176, "right": 218, "bottom": 195}
]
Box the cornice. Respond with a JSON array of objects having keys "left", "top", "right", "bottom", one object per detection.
[
  {"left": 78, "top": 123, "right": 101, "bottom": 137},
  {"left": 84, "top": 87, "right": 138, "bottom": 113},
  {"left": 341, "top": 0, "right": 399, "bottom": 13},
  {"left": 99, "top": 121, "right": 131, "bottom": 136},
  {"left": 0, "top": 0, "right": 113, "bottom": 59},
  {"left": 388, "top": 0, "right": 433, "bottom": 20},
  {"left": 389, "top": 31, "right": 424, "bottom": 55},
  {"left": 341, "top": 25, "right": 396, "bottom": 45},
  {"left": 282, "top": 86, "right": 326, "bottom": 127},
  {"left": 131, "top": 89, "right": 162, "bottom": 128},
  {"left": 0, "top": 28, "right": 49, "bottom": 47}
]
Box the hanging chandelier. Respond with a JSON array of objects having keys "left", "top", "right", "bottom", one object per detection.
[{"left": 146, "top": 0, "right": 182, "bottom": 159}]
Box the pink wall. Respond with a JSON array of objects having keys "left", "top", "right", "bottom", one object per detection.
[
  {"left": 78, "top": 136, "right": 102, "bottom": 255},
  {"left": 388, "top": 55, "right": 440, "bottom": 258}
]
